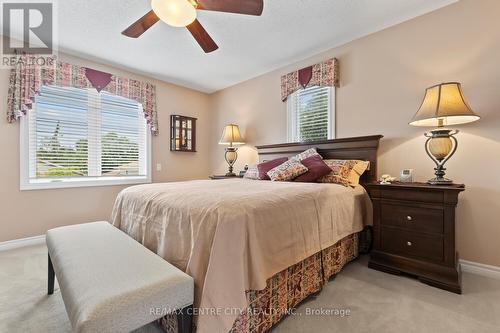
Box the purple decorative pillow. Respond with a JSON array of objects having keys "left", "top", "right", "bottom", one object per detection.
[
  {"left": 294, "top": 155, "right": 332, "bottom": 182},
  {"left": 257, "top": 157, "right": 288, "bottom": 180}
]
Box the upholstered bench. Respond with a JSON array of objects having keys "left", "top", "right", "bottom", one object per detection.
[{"left": 46, "top": 221, "right": 194, "bottom": 333}]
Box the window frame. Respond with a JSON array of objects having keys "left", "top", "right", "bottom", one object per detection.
[
  {"left": 286, "top": 86, "right": 336, "bottom": 143},
  {"left": 19, "top": 91, "right": 152, "bottom": 191}
]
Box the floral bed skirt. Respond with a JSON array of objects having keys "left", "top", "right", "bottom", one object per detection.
[{"left": 160, "top": 229, "right": 369, "bottom": 333}]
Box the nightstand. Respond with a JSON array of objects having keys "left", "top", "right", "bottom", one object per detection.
[
  {"left": 209, "top": 175, "right": 243, "bottom": 180},
  {"left": 366, "top": 182, "right": 465, "bottom": 294}
]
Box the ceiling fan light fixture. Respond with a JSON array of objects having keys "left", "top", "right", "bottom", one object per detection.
[{"left": 151, "top": 0, "right": 197, "bottom": 27}]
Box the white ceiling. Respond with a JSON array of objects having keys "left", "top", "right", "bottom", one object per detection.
[{"left": 42, "top": 0, "right": 457, "bottom": 93}]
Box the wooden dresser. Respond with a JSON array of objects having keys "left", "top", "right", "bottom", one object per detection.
[{"left": 366, "top": 182, "right": 465, "bottom": 294}]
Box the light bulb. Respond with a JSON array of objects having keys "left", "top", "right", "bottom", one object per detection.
[{"left": 151, "top": 0, "right": 197, "bottom": 28}]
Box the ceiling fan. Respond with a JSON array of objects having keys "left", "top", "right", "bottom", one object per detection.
[{"left": 122, "top": 0, "right": 264, "bottom": 53}]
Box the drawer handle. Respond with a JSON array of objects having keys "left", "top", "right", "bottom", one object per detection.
[
  {"left": 406, "top": 241, "right": 413, "bottom": 247},
  {"left": 406, "top": 215, "right": 413, "bottom": 221}
]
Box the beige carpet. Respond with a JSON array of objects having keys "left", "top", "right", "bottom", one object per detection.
[{"left": 1, "top": 244, "right": 500, "bottom": 333}]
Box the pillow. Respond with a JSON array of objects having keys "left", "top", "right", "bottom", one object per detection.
[
  {"left": 294, "top": 155, "right": 332, "bottom": 182},
  {"left": 243, "top": 165, "right": 260, "bottom": 180},
  {"left": 318, "top": 159, "right": 370, "bottom": 187},
  {"left": 318, "top": 159, "right": 358, "bottom": 187},
  {"left": 257, "top": 157, "right": 288, "bottom": 180},
  {"left": 348, "top": 161, "right": 370, "bottom": 186},
  {"left": 289, "top": 148, "right": 321, "bottom": 162},
  {"left": 318, "top": 174, "right": 351, "bottom": 187},
  {"left": 267, "top": 160, "right": 308, "bottom": 181}
]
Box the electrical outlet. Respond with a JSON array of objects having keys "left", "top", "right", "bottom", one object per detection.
[{"left": 156, "top": 163, "right": 162, "bottom": 172}]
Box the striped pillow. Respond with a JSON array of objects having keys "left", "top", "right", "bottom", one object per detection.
[{"left": 243, "top": 165, "right": 260, "bottom": 180}]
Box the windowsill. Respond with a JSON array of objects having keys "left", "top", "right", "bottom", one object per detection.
[{"left": 20, "top": 175, "right": 152, "bottom": 191}]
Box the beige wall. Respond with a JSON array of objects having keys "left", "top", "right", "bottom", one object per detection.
[
  {"left": 2, "top": 0, "right": 499, "bottom": 267},
  {"left": 210, "top": 0, "right": 500, "bottom": 267},
  {"left": 0, "top": 52, "right": 212, "bottom": 242}
]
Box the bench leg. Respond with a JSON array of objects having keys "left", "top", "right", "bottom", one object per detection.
[
  {"left": 177, "top": 305, "right": 193, "bottom": 333},
  {"left": 48, "top": 254, "right": 55, "bottom": 295}
]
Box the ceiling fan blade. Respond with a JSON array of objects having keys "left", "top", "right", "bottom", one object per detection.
[
  {"left": 122, "top": 10, "right": 160, "bottom": 38},
  {"left": 196, "top": 0, "right": 263, "bottom": 16},
  {"left": 186, "top": 19, "right": 219, "bottom": 53}
]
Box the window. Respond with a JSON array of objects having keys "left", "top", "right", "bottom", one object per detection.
[
  {"left": 287, "top": 86, "right": 335, "bottom": 142},
  {"left": 20, "top": 85, "right": 151, "bottom": 190}
]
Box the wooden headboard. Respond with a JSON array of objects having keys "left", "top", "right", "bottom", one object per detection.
[{"left": 255, "top": 135, "right": 383, "bottom": 184}]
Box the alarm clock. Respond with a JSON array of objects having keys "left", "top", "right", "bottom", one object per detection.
[{"left": 400, "top": 169, "right": 414, "bottom": 183}]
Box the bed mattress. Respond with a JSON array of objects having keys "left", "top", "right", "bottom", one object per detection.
[{"left": 111, "top": 179, "right": 372, "bottom": 333}]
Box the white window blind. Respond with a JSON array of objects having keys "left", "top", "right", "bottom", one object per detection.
[
  {"left": 21, "top": 85, "right": 150, "bottom": 190},
  {"left": 287, "top": 86, "right": 335, "bottom": 142}
]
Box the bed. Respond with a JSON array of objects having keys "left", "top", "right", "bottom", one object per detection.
[{"left": 111, "top": 135, "right": 382, "bottom": 333}]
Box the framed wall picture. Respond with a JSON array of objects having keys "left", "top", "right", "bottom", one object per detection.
[{"left": 170, "top": 115, "right": 197, "bottom": 152}]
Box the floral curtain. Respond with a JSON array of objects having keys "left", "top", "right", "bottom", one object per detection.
[
  {"left": 7, "top": 54, "right": 159, "bottom": 135},
  {"left": 280, "top": 58, "right": 339, "bottom": 102}
]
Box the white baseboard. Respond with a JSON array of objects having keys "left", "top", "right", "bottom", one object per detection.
[
  {"left": 460, "top": 259, "right": 500, "bottom": 280},
  {"left": 0, "top": 235, "right": 46, "bottom": 252}
]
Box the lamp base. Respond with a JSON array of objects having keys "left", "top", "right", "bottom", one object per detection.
[
  {"left": 224, "top": 147, "right": 238, "bottom": 178},
  {"left": 428, "top": 177, "right": 454, "bottom": 185},
  {"left": 424, "top": 128, "right": 459, "bottom": 186}
]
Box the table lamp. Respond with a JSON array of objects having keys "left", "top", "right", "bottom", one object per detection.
[
  {"left": 409, "top": 82, "right": 480, "bottom": 184},
  {"left": 219, "top": 124, "right": 245, "bottom": 176}
]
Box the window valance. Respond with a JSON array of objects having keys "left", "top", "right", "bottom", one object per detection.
[
  {"left": 7, "top": 54, "right": 159, "bottom": 135},
  {"left": 280, "top": 58, "right": 339, "bottom": 102}
]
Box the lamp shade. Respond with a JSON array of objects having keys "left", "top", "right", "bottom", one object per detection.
[
  {"left": 219, "top": 124, "right": 245, "bottom": 145},
  {"left": 409, "top": 82, "right": 480, "bottom": 127}
]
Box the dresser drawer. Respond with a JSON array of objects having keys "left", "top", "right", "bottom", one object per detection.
[
  {"left": 380, "top": 203, "right": 444, "bottom": 234},
  {"left": 380, "top": 227, "right": 444, "bottom": 262},
  {"left": 378, "top": 188, "right": 443, "bottom": 203}
]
